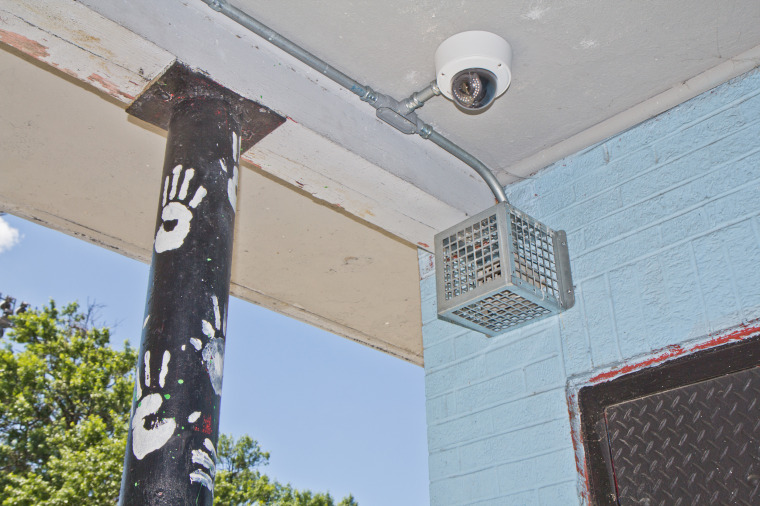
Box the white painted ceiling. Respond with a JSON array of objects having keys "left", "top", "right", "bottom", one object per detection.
[{"left": 232, "top": 0, "right": 760, "bottom": 182}]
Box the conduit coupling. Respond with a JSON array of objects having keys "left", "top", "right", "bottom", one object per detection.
[
  {"left": 403, "top": 81, "right": 441, "bottom": 114},
  {"left": 203, "top": 0, "right": 508, "bottom": 204}
]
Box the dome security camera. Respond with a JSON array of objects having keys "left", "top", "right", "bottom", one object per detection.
[{"left": 435, "top": 31, "right": 512, "bottom": 112}]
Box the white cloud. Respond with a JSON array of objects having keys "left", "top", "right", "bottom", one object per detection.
[{"left": 0, "top": 216, "right": 20, "bottom": 253}]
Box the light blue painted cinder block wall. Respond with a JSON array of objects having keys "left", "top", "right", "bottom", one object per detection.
[{"left": 420, "top": 68, "right": 760, "bottom": 505}]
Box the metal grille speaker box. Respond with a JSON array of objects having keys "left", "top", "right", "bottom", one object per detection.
[{"left": 434, "top": 202, "right": 574, "bottom": 336}]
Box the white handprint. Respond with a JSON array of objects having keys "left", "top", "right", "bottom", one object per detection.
[
  {"left": 219, "top": 130, "right": 240, "bottom": 212},
  {"left": 189, "top": 438, "right": 217, "bottom": 492},
  {"left": 132, "top": 350, "right": 176, "bottom": 460},
  {"left": 188, "top": 294, "right": 226, "bottom": 396},
  {"left": 154, "top": 165, "right": 207, "bottom": 253}
]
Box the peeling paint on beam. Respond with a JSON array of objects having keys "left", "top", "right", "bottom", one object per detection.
[
  {"left": 0, "top": 29, "right": 50, "bottom": 59},
  {"left": 0, "top": 0, "right": 173, "bottom": 102},
  {"left": 87, "top": 73, "right": 136, "bottom": 101},
  {"left": 246, "top": 120, "right": 468, "bottom": 250}
]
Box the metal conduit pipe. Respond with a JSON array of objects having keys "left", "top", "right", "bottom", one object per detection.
[
  {"left": 207, "top": 0, "right": 375, "bottom": 102},
  {"left": 204, "top": 0, "right": 508, "bottom": 204},
  {"left": 403, "top": 81, "right": 441, "bottom": 113},
  {"left": 423, "top": 130, "right": 509, "bottom": 203}
]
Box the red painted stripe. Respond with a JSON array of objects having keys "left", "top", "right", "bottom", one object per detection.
[{"left": 588, "top": 323, "right": 760, "bottom": 384}]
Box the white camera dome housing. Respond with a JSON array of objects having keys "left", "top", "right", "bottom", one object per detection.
[{"left": 435, "top": 31, "right": 512, "bottom": 112}]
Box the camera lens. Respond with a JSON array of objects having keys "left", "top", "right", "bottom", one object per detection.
[{"left": 451, "top": 68, "right": 497, "bottom": 111}]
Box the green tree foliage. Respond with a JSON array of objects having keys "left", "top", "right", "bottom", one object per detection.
[
  {"left": 213, "top": 434, "right": 358, "bottom": 506},
  {"left": 0, "top": 301, "right": 135, "bottom": 505},
  {"left": 0, "top": 302, "right": 358, "bottom": 506}
]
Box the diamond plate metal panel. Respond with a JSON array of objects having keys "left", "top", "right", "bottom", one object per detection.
[{"left": 605, "top": 367, "right": 760, "bottom": 505}]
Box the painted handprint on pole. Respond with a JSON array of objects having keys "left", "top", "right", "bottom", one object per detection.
[
  {"left": 220, "top": 130, "right": 240, "bottom": 212},
  {"left": 132, "top": 350, "right": 176, "bottom": 460},
  {"left": 189, "top": 438, "right": 218, "bottom": 492},
  {"left": 189, "top": 295, "right": 226, "bottom": 396},
  {"left": 155, "top": 165, "right": 207, "bottom": 253}
]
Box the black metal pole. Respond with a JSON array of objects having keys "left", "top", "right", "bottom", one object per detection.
[{"left": 120, "top": 97, "right": 240, "bottom": 505}]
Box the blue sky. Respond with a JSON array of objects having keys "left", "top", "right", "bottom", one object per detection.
[{"left": 0, "top": 214, "right": 429, "bottom": 505}]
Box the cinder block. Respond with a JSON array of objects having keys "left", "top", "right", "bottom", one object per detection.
[
  {"left": 557, "top": 304, "right": 593, "bottom": 375},
  {"left": 707, "top": 120, "right": 760, "bottom": 163},
  {"left": 506, "top": 179, "right": 540, "bottom": 217},
  {"left": 533, "top": 147, "right": 606, "bottom": 196},
  {"left": 429, "top": 475, "right": 463, "bottom": 506},
  {"left": 620, "top": 173, "right": 717, "bottom": 230},
  {"left": 423, "top": 318, "right": 467, "bottom": 350},
  {"left": 582, "top": 207, "right": 647, "bottom": 250},
  {"left": 430, "top": 468, "right": 500, "bottom": 506},
  {"left": 459, "top": 469, "right": 502, "bottom": 505},
  {"left": 658, "top": 207, "right": 709, "bottom": 244},
  {"left": 421, "top": 291, "right": 439, "bottom": 324},
  {"left": 538, "top": 481, "right": 579, "bottom": 506},
  {"left": 738, "top": 91, "right": 760, "bottom": 121},
  {"left": 681, "top": 158, "right": 759, "bottom": 206},
  {"left": 653, "top": 107, "right": 746, "bottom": 165},
  {"left": 488, "top": 388, "right": 568, "bottom": 430},
  {"left": 724, "top": 220, "right": 760, "bottom": 313},
  {"left": 705, "top": 181, "right": 760, "bottom": 228},
  {"left": 668, "top": 72, "right": 760, "bottom": 126},
  {"left": 425, "top": 339, "right": 456, "bottom": 369},
  {"left": 652, "top": 243, "right": 709, "bottom": 347},
  {"left": 691, "top": 232, "right": 743, "bottom": 326},
  {"left": 453, "top": 331, "right": 491, "bottom": 360},
  {"left": 495, "top": 449, "right": 576, "bottom": 496},
  {"left": 455, "top": 369, "right": 526, "bottom": 415},
  {"left": 605, "top": 121, "right": 663, "bottom": 161},
  {"left": 426, "top": 392, "right": 457, "bottom": 425},
  {"left": 481, "top": 490, "right": 540, "bottom": 506},
  {"left": 637, "top": 256, "right": 673, "bottom": 349},
  {"left": 485, "top": 329, "right": 559, "bottom": 377},
  {"left": 546, "top": 189, "right": 621, "bottom": 232},
  {"left": 427, "top": 409, "right": 494, "bottom": 450},
  {"left": 582, "top": 275, "right": 620, "bottom": 367},
  {"left": 524, "top": 355, "right": 565, "bottom": 392},
  {"left": 534, "top": 185, "right": 577, "bottom": 221},
  {"left": 428, "top": 447, "right": 460, "bottom": 481},
  {"left": 566, "top": 229, "right": 585, "bottom": 257},
  {"left": 709, "top": 148, "right": 760, "bottom": 192},
  {"left": 608, "top": 260, "right": 653, "bottom": 360},
  {"left": 425, "top": 355, "right": 487, "bottom": 398},
  {"left": 458, "top": 417, "right": 570, "bottom": 474},
  {"left": 573, "top": 225, "right": 662, "bottom": 276},
  {"left": 420, "top": 275, "right": 437, "bottom": 301},
  {"left": 573, "top": 147, "right": 655, "bottom": 201}
]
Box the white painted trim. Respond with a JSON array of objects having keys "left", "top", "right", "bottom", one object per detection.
[
  {"left": 246, "top": 120, "right": 468, "bottom": 249},
  {"left": 502, "top": 43, "right": 760, "bottom": 183}
]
